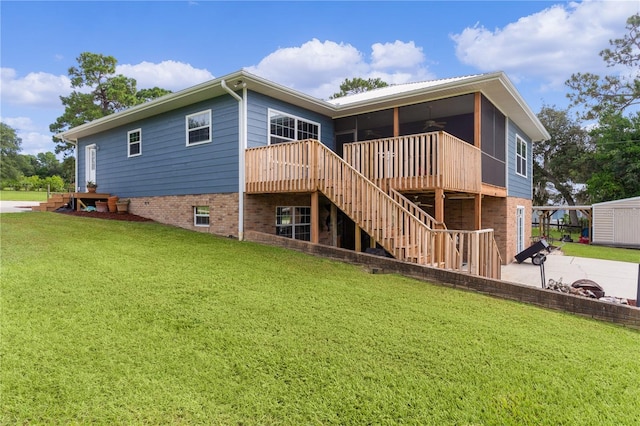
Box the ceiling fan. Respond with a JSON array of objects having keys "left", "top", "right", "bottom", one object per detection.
[
  {"left": 423, "top": 106, "right": 446, "bottom": 131},
  {"left": 363, "top": 129, "right": 382, "bottom": 138},
  {"left": 412, "top": 195, "right": 433, "bottom": 208}
]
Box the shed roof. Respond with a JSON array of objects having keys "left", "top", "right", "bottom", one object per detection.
[{"left": 592, "top": 196, "right": 640, "bottom": 207}]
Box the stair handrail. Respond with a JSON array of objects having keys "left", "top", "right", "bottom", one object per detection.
[
  {"left": 388, "top": 188, "right": 444, "bottom": 230},
  {"left": 311, "top": 140, "right": 445, "bottom": 266},
  {"left": 245, "top": 139, "right": 502, "bottom": 278}
]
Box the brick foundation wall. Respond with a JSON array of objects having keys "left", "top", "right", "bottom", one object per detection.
[
  {"left": 245, "top": 193, "right": 333, "bottom": 246},
  {"left": 507, "top": 197, "right": 532, "bottom": 263},
  {"left": 480, "top": 196, "right": 532, "bottom": 265},
  {"left": 246, "top": 230, "right": 640, "bottom": 329},
  {"left": 444, "top": 199, "right": 475, "bottom": 231},
  {"left": 130, "top": 193, "right": 238, "bottom": 237},
  {"left": 482, "top": 197, "right": 507, "bottom": 264}
]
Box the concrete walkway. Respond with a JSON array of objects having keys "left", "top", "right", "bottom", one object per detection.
[
  {"left": 502, "top": 250, "right": 640, "bottom": 301},
  {"left": 0, "top": 201, "right": 39, "bottom": 213}
]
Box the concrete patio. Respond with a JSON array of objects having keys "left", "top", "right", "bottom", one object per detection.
[{"left": 502, "top": 249, "right": 639, "bottom": 301}]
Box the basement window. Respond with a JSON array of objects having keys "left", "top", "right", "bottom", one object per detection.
[
  {"left": 194, "top": 206, "right": 210, "bottom": 226},
  {"left": 276, "top": 206, "right": 311, "bottom": 241}
]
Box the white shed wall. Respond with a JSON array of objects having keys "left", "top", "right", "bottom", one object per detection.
[{"left": 592, "top": 196, "right": 640, "bottom": 247}]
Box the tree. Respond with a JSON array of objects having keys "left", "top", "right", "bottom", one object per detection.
[
  {"left": 16, "top": 154, "right": 38, "bottom": 177},
  {"left": 566, "top": 14, "right": 640, "bottom": 119},
  {"left": 586, "top": 111, "right": 640, "bottom": 202},
  {"left": 61, "top": 156, "right": 75, "bottom": 185},
  {"left": 50, "top": 52, "right": 172, "bottom": 155},
  {"left": 136, "top": 87, "right": 172, "bottom": 103},
  {"left": 329, "top": 77, "right": 389, "bottom": 99},
  {"left": 35, "top": 152, "right": 62, "bottom": 178},
  {"left": 534, "top": 107, "right": 591, "bottom": 225},
  {"left": 1, "top": 122, "right": 23, "bottom": 184}
]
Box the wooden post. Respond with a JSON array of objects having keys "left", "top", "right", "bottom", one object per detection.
[
  {"left": 393, "top": 107, "right": 400, "bottom": 137},
  {"left": 331, "top": 204, "right": 338, "bottom": 247},
  {"left": 355, "top": 225, "right": 362, "bottom": 252},
  {"left": 474, "top": 92, "right": 481, "bottom": 148},
  {"left": 311, "top": 191, "right": 319, "bottom": 244},
  {"left": 636, "top": 264, "right": 640, "bottom": 308},
  {"left": 435, "top": 188, "right": 444, "bottom": 224},
  {"left": 474, "top": 194, "right": 482, "bottom": 230}
]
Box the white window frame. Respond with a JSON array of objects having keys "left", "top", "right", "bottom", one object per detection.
[
  {"left": 127, "top": 128, "right": 142, "bottom": 157},
  {"left": 516, "top": 205, "right": 525, "bottom": 254},
  {"left": 186, "top": 110, "right": 212, "bottom": 146},
  {"left": 194, "top": 206, "right": 210, "bottom": 227},
  {"left": 276, "top": 206, "right": 311, "bottom": 241},
  {"left": 268, "top": 109, "right": 320, "bottom": 145},
  {"left": 85, "top": 144, "right": 97, "bottom": 187},
  {"left": 516, "top": 135, "right": 527, "bottom": 177}
]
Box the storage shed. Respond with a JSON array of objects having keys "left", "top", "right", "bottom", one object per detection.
[{"left": 592, "top": 196, "right": 640, "bottom": 248}]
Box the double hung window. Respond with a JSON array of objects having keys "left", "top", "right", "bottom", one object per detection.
[
  {"left": 269, "top": 110, "right": 319, "bottom": 144},
  {"left": 128, "top": 129, "right": 141, "bottom": 157},
  {"left": 186, "top": 110, "right": 212, "bottom": 146},
  {"left": 516, "top": 135, "right": 527, "bottom": 177},
  {"left": 276, "top": 206, "right": 311, "bottom": 241}
]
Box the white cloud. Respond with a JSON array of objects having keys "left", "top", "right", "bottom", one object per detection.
[
  {"left": 1, "top": 116, "right": 58, "bottom": 156},
  {"left": 1, "top": 116, "right": 40, "bottom": 133},
  {"left": 246, "top": 39, "right": 366, "bottom": 96},
  {"left": 371, "top": 41, "right": 425, "bottom": 70},
  {"left": 451, "top": 0, "right": 639, "bottom": 88},
  {"left": 18, "top": 131, "right": 55, "bottom": 156},
  {"left": 116, "top": 60, "right": 214, "bottom": 91},
  {"left": 0, "top": 68, "right": 71, "bottom": 107},
  {"left": 246, "top": 38, "right": 435, "bottom": 99}
]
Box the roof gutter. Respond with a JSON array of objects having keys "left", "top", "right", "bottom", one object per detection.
[{"left": 221, "top": 79, "right": 247, "bottom": 241}]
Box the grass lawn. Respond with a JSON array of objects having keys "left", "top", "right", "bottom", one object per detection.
[
  {"left": 2, "top": 213, "right": 640, "bottom": 424},
  {"left": 533, "top": 227, "right": 640, "bottom": 263},
  {"left": 0, "top": 190, "right": 48, "bottom": 202}
]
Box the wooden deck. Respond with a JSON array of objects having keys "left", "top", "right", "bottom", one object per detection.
[
  {"left": 34, "top": 192, "right": 114, "bottom": 212},
  {"left": 71, "top": 192, "right": 111, "bottom": 211},
  {"left": 245, "top": 137, "right": 501, "bottom": 279},
  {"left": 343, "top": 131, "right": 481, "bottom": 193}
]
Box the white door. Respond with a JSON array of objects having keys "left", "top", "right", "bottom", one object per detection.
[
  {"left": 516, "top": 206, "right": 525, "bottom": 253},
  {"left": 85, "top": 145, "right": 97, "bottom": 189}
]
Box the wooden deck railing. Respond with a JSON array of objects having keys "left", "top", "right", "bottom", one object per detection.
[
  {"left": 343, "top": 132, "right": 482, "bottom": 193},
  {"left": 245, "top": 139, "right": 501, "bottom": 279},
  {"left": 245, "top": 141, "right": 315, "bottom": 193},
  {"left": 433, "top": 228, "right": 502, "bottom": 279}
]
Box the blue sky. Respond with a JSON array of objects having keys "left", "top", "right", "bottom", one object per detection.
[{"left": 1, "top": 0, "right": 639, "bottom": 156}]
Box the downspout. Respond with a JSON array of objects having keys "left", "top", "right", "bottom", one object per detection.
[
  {"left": 60, "top": 136, "right": 79, "bottom": 192},
  {"left": 221, "top": 79, "right": 247, "bottom": 241}
]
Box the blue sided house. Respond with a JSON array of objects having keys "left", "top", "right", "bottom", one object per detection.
[{"left": 54, "top": 70, "right": 549, "bottom": 279}]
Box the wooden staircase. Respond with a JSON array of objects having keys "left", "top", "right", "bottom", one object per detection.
[
  {"left": 246, "top": 139, "right": 502, "bottom": 278},
  {"left": 32, "top": 193, "right": 73, "bottom": 212}
]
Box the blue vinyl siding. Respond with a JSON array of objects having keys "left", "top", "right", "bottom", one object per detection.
[
  {"left": 507, "top": 119, "right": 533, "bottom": 199},
  {"left": 77, "top": 96, "right": 239, "bottom": 198},
  {"left": 246, "top": 91, "right": 334, "bottom": 150}
]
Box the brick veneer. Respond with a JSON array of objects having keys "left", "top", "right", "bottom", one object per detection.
[
  {"left": 129, "top": 193, "right": 239, "bottom": 237},
  {"left": 245, "top": 193, "right": 333, "bottom": 246},
  {"left": 443, "top": 196, "right": 531, "bottom": 265}
]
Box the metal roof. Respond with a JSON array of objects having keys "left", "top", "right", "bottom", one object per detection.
[
  {"left": 326, "top": 75, "right": 483, "bottom": 106},
  {"left": 57, "top": 69, "right": 549, "bottom": 142}
]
